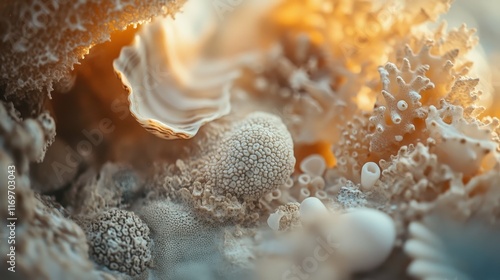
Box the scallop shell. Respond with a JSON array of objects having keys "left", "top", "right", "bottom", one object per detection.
[{"left": 113, "top": 7, "right": 241, "bottom": 139}]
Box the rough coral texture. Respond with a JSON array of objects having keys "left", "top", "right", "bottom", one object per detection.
[
  {"left": 208, "top": 112, "right": 295, "bottom": 199},
  {"left": 3, "top": 0, "right": 500, "bottom": 279},
  {"left": 150, "top": 111, "right": 295, "bottom": 225},
  {"left": 0, "top": 194, "right": 107, "bottom": 280},
  {"left": 0, "top": 0, "right": 185, "bottom": 106},
  {"left": 84, "top": 209, "right": 152, "bottom": 277},
  {"left": 137, "top": 200, "right": 247, "bottom": 280},
  {"left": 65, "top": 162, "right": 143, "bottom": 216}
]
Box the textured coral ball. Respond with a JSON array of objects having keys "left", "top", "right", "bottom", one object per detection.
[
  {"left": 212, "top": 112, "right": 295, "bottom": 199},
  {"left": 85, "top": 209, "right": 152, "bottom": 276}
]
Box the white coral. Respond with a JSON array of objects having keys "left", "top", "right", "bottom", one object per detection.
[
  {"left": 209, "top": 112, "right": 295, "bottom": 200},
  {"left": 85, "top": 209, "right": 152, "bottom": 277}
]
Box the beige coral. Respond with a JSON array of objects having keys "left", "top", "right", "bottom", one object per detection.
[
  {"left": 426, "top": 101, "right": 500, "bottom": 177},
  {"left": 0, "top": 194, "right": 107, "bottom": 280},
  {"left": 208, "top": 112, "right": 295, "bottom": 200},
  {"left": 84, "top": 209, "right": 152, "bottom": 277},
  {"left": 0, "top": 0, "right": 186, "bottom": 110},
  {"left": 137, "top": 200, "right": 244, "bottom": 280}
]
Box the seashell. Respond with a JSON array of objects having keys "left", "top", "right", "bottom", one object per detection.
[{"left": 113, "top": 1, "right": 254, "bottom": 140}]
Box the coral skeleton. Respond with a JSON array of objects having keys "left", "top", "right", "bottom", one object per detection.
[{"left": 1, "top": 0, "right": 500, "bottom": 279}]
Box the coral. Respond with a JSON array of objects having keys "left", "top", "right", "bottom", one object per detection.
[
  {"left": 0, "top": 194, "right": 106, "bottom": 280},
  {"left": 426, "top": 101, "right": 500, "bottom": 177},
  {"left": 149, "top": 112, "right": 295, "bottom": 224},
  {"left": 137, "top": 200, "right": 242, "bottom": 280},
  {"left": 267, "top": 202, "right": 301, "bottom": 231},
  {"left": 368, "top": 60, "right": 434, "bottom": 155},
  {"left": 0, "top": 101, "right": 56, "bottom": 173},
  {"left": 0, "top": 0, "right": 186, "bottom": 106},
  {"left": 208, "top": 112, "right": 295, "bottom": 199},
  {"left": 65, "top": 162, "right": 143, "bottom": 216},
  {"left": 2, "top": 0, "right": 499, "bottom": 279},
  {"left": 84, "top": 209, "right": 152, "bottom": 277}
]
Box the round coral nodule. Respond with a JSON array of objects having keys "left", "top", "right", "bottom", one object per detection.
[
  {"left": 210, "top": 112, "right": 296, "bottom": 200},
  {"left": 85, "top": 209, "right": 152, "bottom": 277}
]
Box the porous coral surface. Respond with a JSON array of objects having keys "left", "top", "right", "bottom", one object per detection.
[{"left": 1, "top": 0, "right": 500, "bottom": 279}]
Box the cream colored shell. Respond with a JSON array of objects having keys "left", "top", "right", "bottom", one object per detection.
[{"left": 114, "top": 10, "right": 239, "bottom": 139}]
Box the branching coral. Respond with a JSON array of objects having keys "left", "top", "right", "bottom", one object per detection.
[
  {"left": 83, "top": 209, "right": 152, "bottom": 277},
  {"left": 0, "top": 0, "right": 186, "bottom": 110}
]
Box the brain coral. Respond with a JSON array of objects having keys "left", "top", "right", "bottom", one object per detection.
[
  {"left": 84, "top": 209, "right": 152, "bottom": 277},
  {"left": 0, "top": 0, "right": 185, "bottom": 111},
  {"left": 208, "top": 112, "right": 295, "bottom": 200}
]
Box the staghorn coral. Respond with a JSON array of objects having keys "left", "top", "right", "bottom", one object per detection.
[
  {"left": 83, "top": 209, "right": 152, "bottom": 277},
  {"left": 0, "top": 0, "right": 186, "bottom": 109}
]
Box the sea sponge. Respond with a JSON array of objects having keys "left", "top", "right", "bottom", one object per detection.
[
  {"left": 208, "top": 112, "right": 295, "bottom": 200},
  {"left": 84, "top": 209, "right": 152, "bottom": 277},
  {"left": 0, "top": 0, "right": 186, "bottom": 109}
]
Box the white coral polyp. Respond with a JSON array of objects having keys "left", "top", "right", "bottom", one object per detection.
[{"left": 360, "top": 162, "right": 380, "bottom": 190}]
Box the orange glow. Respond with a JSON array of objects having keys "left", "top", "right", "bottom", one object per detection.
[{"left": 294, "top": 141, "right": 336, "bottom": 171}]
